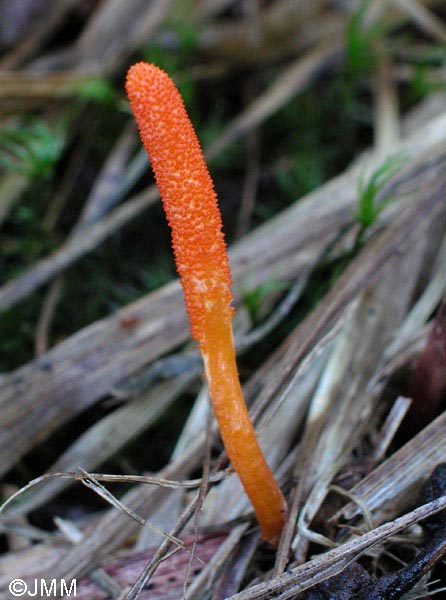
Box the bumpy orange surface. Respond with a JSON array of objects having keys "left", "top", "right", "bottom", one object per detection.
[
  {"left": 126, "top": 62, "right": 232, "bottom": 343},
  {"left": 126, "top": 62, "right": 287, "bottom": 545}
]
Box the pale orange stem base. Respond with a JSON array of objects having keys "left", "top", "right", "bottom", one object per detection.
[{"left": 200, "top": 300, "right": 287, "bottom": 546}]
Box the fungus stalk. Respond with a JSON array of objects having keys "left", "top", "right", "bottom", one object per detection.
[{"left": 126, "top": 62, "right": 287, "bottom": 545}]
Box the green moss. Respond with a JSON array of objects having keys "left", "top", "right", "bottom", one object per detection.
[{"left": 0, "top": 118, "right": 66, "bottom": 181}]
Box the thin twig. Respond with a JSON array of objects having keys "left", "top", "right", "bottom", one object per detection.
[{"left": 79, "top": 469, "right": 188, "bottom": 552}]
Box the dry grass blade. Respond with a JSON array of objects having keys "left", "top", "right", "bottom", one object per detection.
[
  {"left": 209, "top": 531, "right": 259, "bottom": 600},
  {"left": 227, "top": 496, "right": 446, "bottom": 600},
  {"left": 31, "top": 0, "right": 175, "bottom": 73},
  {"left": 0, "top": 171, "right": 28, "bottom": 225},
  {"left": 123, "top": 489, "right": 206, "bottom": 600},
  {"left": 184, "top": 524, "right": 250, "bottom": 600},
  {"left": 386, "top": 231, "right": 446, "bottom": 358},
  {"left": 207, "top": 43, "right": 344, "bottom": 160},
  {"left": 373, "top": 52, "right": 400, "bottom": 156},
  {"left": 0, "top": 0, "right": 77, "bottom": 70},
  {"left": 0, "top": 467, "right": 231, "bottom": 531},
  {"left": 275, "top": 300, "right": 362, "bottom": 571},
  {"left": 334, "top": 409, "right": 446, "bottom": 526},
  {"left": 390, "top": 0, "right": 446, "bottom": 42},
  {"left": 371, "top": 396, "right": 412, "bottom": 462},
  {"left": 0, "top": 71, "right": 109, "bottom": 101},
  {"left": 79, "top": 469, "right": 187, "bottom": 552},
  {"left": 243, "top": 157, "right": 445, "bottom": 435},
  {"left": 275, "top": 185, "right": 442, "bottom": 569},
  {"left": 39, "top": 433, "right": 206, "bottom": 582},
  {"left": 197, "top": 1, "right": 343, "bottom": 63},
  {"left": 0, "top": 186, "right": 159, "bottom": 311},
  {"left": 76, "top": 121, "right": 137, "bottom": 228},
  {"left": 1, "top": 374, "right": 195, "bottom": 517},
  {"left": 35, "top": 121, "right": 137, "bottom": 355}
]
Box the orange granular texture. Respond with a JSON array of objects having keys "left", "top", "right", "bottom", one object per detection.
[
  {"left": 126, "top": 62, "right": 233, "bottom": 343},
  {"left": 126, "top": 62, "right": 287, "bottom": 545}
]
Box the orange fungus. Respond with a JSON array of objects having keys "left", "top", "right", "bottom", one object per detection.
[
  {"left": 126, "top": 62, "right": 287, "bottom": 545},
  {"left": 126, "top": 62, "right": 232, "bottom": 344}
]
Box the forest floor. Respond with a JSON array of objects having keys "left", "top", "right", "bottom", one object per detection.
[{"left": 0, "top": 1, "right": 446, "bottom": 599}]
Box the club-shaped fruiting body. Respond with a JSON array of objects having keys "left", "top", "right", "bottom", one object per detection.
[{"left": 126, "top": 62, "right": 287, "bottom": 544}]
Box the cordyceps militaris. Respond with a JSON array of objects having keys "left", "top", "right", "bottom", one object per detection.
[{"left": 126, "top": 62, "right": 287, "bottom": 545}]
